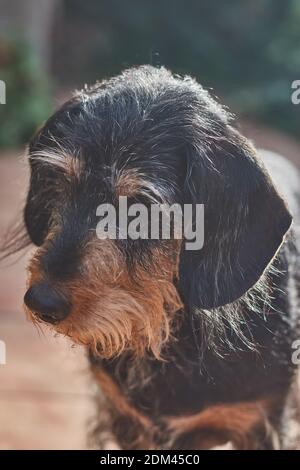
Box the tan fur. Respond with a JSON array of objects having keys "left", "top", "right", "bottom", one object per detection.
[
  {"left": 91, "top": 365, "right": 160, "bottom": 449},
  {"left": 114, "top": 168, "right": 171, "bottom": 204},
  {"left": 91, "top": 366, "right": 152, "bottom": 429},
  {"left": 90, "top": 363, "right": 279, "bottom": 449},
  {"left": 115, "top": 169, "right": 143, "bottom": 198},
  {"left": 31, "top": 147, "right": 83, "bottom": 181},
  {"left": 166, "top": 398, "right": 279, "bottom": 449},
  {"left": 25, "top": 233, "right": 183, "bottom": 360}
]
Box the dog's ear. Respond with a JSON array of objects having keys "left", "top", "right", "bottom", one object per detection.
[
  {"left": 24, "top": 126, "right": 57, "bottom": 246},
  {"left": 24, "top": 97, "right": 83, "bottom": 246},
  {"left": 179, "top": 128, "right": 292, "bottom": 309},
  {"left": 24, "top": 158, "right": 54, "bottom": 246}
]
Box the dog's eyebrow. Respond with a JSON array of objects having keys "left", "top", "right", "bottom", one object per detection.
[
  {"left": 114, "top": 168, "right": 170, "bottom": 203},
  {"left": 114, "top": 169, "right": 143, "bottom": 198},
  {"left": 30, "top": 148, "right": 83, "bottom": 180}
]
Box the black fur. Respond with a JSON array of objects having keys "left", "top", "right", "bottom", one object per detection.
[{"left": 9, "top": 66, "right": 300, "bottom": 448}]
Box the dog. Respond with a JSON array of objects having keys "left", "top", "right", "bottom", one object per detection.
[{"left": 3, "top": 65, "right": 300, "bottom": 449}]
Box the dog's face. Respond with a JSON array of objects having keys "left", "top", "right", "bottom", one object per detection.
[
  {"left": 23, "top": 66, "right": 292, "bottom": 359},
  {"left": 24, "top": 149, "right": 183, "bottom": 359}
]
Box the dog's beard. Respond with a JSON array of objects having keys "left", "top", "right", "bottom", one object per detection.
[
  {"left": 25, "top": 240, "right": 183, "bottom": 359},
  {"left": 55, "top": 278, "right": 182, "bottom": 359}
]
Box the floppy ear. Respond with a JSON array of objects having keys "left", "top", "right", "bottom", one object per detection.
[
  {"left": 179, "top": 128, "right": 292, "bottom": 309},
  {"left": 24, "top": 159, "right": 53, "bottom": 246},
  {"left": 23, "top": 132, "right": 58, "bottom": 248},
  {"left": 24, "top": 98, "right": 83, "bottom": 246}
]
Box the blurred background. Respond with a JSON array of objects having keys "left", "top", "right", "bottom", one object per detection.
[{"left": 0, "top": 0, "right": 299, "bottom": 449}]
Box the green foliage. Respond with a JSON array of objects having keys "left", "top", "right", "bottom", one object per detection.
[
  {"left": 63, "top": 0, "right": 300, "bottom": 138},
  {"left": 0, "top": 38, "right": 52, "bottom": 149}
]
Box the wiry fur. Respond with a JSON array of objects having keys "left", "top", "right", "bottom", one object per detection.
[
  {"left": 26, "top": 235, "right": 182, "bottom": 359},
  {"left": 2, "top": 65, "right": 300, "bottom": 449}
]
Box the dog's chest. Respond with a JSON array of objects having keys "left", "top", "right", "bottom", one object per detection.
[{"left": 97, "top": 338, "right": 294, "bottom": 420}]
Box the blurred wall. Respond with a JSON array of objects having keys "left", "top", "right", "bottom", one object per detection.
[
  {"left": 0, "top": 0, "right": 59, "bottom": 72},
  {"left": 0, "top": 0, "right": 299, "bottom": 147}
]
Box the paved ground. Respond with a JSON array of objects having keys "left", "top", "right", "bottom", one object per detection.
[{"left": 0, "top": 126, "right": 299, "bottom": 449}]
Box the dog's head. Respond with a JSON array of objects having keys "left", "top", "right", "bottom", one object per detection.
[{"left": 22, "top": 66, "right": 292, "bottom": 359}]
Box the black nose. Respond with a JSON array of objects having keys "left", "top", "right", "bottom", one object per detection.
[{"left": 24, "top": 283, "right": 71, "bottom": 324}]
